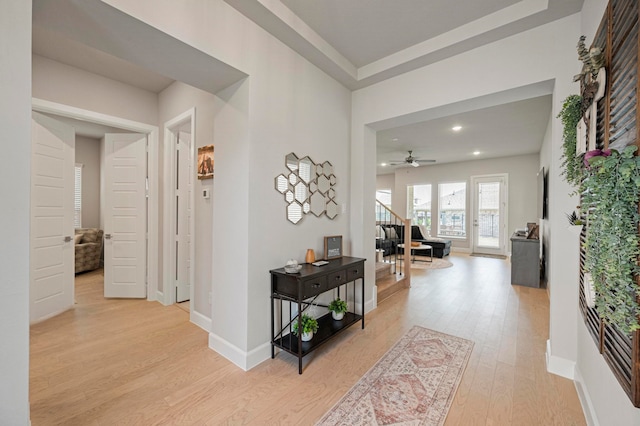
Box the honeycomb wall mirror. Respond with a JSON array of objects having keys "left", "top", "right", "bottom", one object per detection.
[{"left": 274, "top": 152, "right": 338, "bottom": 224}]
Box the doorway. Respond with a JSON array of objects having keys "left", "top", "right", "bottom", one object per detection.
[
  {"left": 32, "top": 98, "right": 160, "bottom": 306},
  {"left": 163, "top": 109, "right": 196, "bottom": 310},
  {"left": 471, "top": 174, "right": 508, "bottom": 257}
]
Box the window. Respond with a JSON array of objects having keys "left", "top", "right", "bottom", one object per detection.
[
  {"left": 74, "top": 164, "right": 82, "bottom": 228},
  {"left": 407, "top": 184, "right": 432, "bottom": 227},
  {"left": 438, "top": 182, "right": 466, "bottom": 238},
  {"left": 375, "top": 189, "right": 392, "bottom": 222},
  {"left": 376, "top": 189, "right": 391, "bottom": 207}
]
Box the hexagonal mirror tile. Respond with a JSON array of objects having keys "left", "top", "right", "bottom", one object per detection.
[
  {"left": 322, "top": 161, "right": 333, "bottom": 176},
  {"left": 315, "top": 164, "right": 323, "bottom": 176},
  {"left": 288, "top": 172, "right": 298, "bottom": 185},
  {"left": 309, "top": 180, "right": 318, "bottom": 193},
  {"left": 294, "top": 182, "right": 308, "bottom": 203},
  {"left": 298, "top": 156, "right": 315, "bottom": 184},
  {"left": 326, "top": 200, "right": 338, "bottom": 219},
  {"left": 287, "top": 202, "right": 303, "bottom": 224},
  {"left": 310, "top": 191, "right": 326, "bottom": 217},
  {"left": 275, "top": 174, "right": 288, "bottom": 193},
  {"left": 285, "top": 190, "right": 294, "bottom": 203},
  {"left": 286, "top": 153, "right": 299, "bottom": 172},
  {"left": 327, "top": 188, "right": 335, "bottom": 199},
  {"left": 303, "top": 202, "right": 310, "bottom": 214},
  {"left": 329, "top": 174, "right": 336, "bottom": 185},
  {"left": 317, "top": 175, "right": 330, "bottom": 193}
]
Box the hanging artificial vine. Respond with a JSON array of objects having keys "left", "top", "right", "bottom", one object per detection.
[
  {"left": 558, "top": 94, "right": 584, "bottom": 191},
  {"left": 582, "top": 146, "right": 640, "bottom": 334}
]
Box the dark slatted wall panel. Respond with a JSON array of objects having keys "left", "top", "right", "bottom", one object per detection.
[{"left": 578, "top": 0, "right": 640, "bottom": 407}]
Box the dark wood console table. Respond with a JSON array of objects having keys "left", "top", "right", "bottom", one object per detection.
[{"left": 270, "top": 256, "right": 365, "bottom": 374}]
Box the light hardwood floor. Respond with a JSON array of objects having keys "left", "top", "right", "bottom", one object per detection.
[{"left": 30, "top": 254, "right": 585, "bottom": 425}]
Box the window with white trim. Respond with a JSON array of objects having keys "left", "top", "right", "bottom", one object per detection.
[
  {"left": 74, "top": 164, "right": 82, "bottom": 228},
  {"left": 407, "top": 184, "right": 432, "bottom": 227},
  {"left": 438, "top": 182, "right": 466, "bottom": 238}
]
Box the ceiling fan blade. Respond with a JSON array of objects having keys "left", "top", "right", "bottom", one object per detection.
[
  {"left": 411, "top": 161, "right": 420, "bottom": 167},
  {"left": 416, "top": 159, "right": 436, "bottom": 163}
]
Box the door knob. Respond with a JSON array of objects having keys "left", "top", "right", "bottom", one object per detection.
[
  {"left": 104, "top": 234, "right": 112, "bottom": 240},
  {"left": 64, "top": 236, "right": 72, "bottom": 242}
]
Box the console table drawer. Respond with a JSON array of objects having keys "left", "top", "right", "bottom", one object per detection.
[
  {"left": 347, "top": 265, "right": 364, "bottom": 282},
  {"left": 302, "top": 276, "right": 327, "bottom": 299},
  {"left": 327, "top": 270, "right": 348, "bottom": 287}
]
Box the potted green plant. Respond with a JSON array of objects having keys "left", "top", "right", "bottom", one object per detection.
[
  {"left": 292, "top": 313, "right": 319, "bottom": 341},
  {"left": 328, "top": 298, "right": 348, "bottom": 320}
]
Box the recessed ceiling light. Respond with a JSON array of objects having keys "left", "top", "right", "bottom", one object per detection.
[
  {"left": 391, "top": 138, "right": 399, "bottom": 142},
  {"left": 452, "top": 125, "right": 462, "bottom": 132},
  {"left": 473, "top": 151, "right": 480, "bottom": 155},
  {"left": 381, "top": 163, "right": 388, "bottom": 166}
]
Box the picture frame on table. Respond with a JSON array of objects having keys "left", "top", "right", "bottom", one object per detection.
[{"left": 324, "top": 235, "right": 343, "bottom": 260}]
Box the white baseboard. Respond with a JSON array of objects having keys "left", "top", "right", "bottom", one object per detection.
[
  {"left": 208, "top": 332, "right": 271, "bottom": 371},
  {"left": 154, "top": 291, "right": 164, "bottom": 304},
  {"left": 574, "top": 366, "right": 599, "bottom": 426},
  {"left": 190, "top": 309, "right": 211, "bottom": 332},
  {"left": 451, "top": 247, "right": 471, "bottom": 254},
  {"left": 545, "top": 339, "right": 576, "bottom": 379}
]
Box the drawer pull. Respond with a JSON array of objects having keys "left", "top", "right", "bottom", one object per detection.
[
  {"left": 312, "top": 282, "right": 321, "bottom": 288},
  {"left": 335, "top": 275, "right": 341, "bottom": 281},
  {"left": 352, "top": 269, "right": 358, "bottom": 274}
]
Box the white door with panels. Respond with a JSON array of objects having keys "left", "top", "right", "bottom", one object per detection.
[
  {"left": 175, "top": 131, "right": 192, "bottom": 303},
  {"left": 471, "top": 175, "right": 507, "bottom": 257},
  {"left": 103, "top": 133, "right": 148, "bottom": 298},
  {"left": 30, "top": 112, "right": 75, "bottom": 322}
]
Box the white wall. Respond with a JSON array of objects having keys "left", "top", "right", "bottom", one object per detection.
[
  {"left": 158, "top": 81, "right": 217, "bottom": 321},
  {"left": 572, "top": 1, "right": 640, "bottom": 424},
  {"left": 0, "top": 1, "right": 31, "bottom": 423},
  {"left": 75, "top": 136, "right": 101, "bottom": 228},
  {"left": 390, "top": 154, "right": 539, "bottom": 252},
  {"left": 33, "top": 55, "right": 159, "bottom": 126},
  {"left": 102, "top": 0, "right": 353, "bottom": 369}
]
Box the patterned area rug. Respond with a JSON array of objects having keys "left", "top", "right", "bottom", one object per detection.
[{"left": 316, "top": 326, "right": 474, "bottom": 426}]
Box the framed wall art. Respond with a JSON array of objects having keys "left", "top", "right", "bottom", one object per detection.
[
  {"left": 324, "top": 235, "right": 343, "bottom": 260},
  {"left": 197, "top": 145, "right": 214, "bottom": 179}
]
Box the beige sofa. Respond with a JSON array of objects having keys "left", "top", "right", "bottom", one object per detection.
[{"left": 75, "top": 228, "right": 103, "bottom": 274}]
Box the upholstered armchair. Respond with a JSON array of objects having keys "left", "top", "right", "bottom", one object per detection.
[{"left": 74, "top": 228, "right": 103, "bottom": 273}]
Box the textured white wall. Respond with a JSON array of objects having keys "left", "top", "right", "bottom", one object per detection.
[
  {"left": 0, "top": 1, "right": 31, "bottom": 423},
  {"left": 75, "top": 136, "right": 101, "bottom": 228}
]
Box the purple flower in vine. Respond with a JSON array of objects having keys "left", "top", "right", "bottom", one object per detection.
[{"left": 584, "top": 149, "right": 612, "bottom": 169}]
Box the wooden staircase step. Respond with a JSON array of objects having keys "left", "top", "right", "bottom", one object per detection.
[
  {"left": 376, "top": 273, "right": 407, "bottom": 303},
  {"left": 375, "top": 261, "right": 393, "bottom": 281}
]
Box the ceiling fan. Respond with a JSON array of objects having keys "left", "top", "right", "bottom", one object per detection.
[{"left": 388, "top": 150, "right": 436, "bottom": 167}]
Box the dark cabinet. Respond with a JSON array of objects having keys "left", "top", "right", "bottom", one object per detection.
[
  {"left": 510, "top": 234, "right": 540, "bottom": 288},
  {"left": 270, "top": 256, "right": 365, "bottom": 374}
]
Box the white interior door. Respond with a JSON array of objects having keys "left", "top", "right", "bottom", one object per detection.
[
  {"left": 175, "top": 130, "right": 192, "bottom": 303},
  {"left": 472, "top": 175, "right": 507, "bottom": 256},
  {"left": 103, "top": 133, "right": 147, "bottom": 298},
  {"left": 30, "top": 112, "right": 75, "bottom": 322}
]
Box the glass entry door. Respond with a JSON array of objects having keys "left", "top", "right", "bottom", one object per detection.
[{"left": 471, "top": 175, "right": 507, "bottom": 256}]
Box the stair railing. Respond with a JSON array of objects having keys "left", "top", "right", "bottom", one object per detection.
[{"left": 375, "top": 200, "right": 411, "bottom": 284}]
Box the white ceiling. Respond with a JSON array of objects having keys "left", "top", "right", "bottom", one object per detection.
[
  {"left": 280, "top": 0, "right": 520, "bottom": 67},
  {"left": 31, "top": 0, "right": 580, "bottom": 171},
  {"left": 376, "top": 95, "right": 552, "bottom": 173}
]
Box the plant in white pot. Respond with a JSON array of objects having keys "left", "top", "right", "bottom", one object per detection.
[
  {"left": 328, "top": 298, "right": 348, "bottom": 320},
  {"left": 292, "top": 313, "right": 318, "bottom": 341}
]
